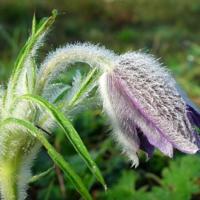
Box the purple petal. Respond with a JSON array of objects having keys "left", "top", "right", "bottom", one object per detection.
[
  {"left": 186, "top": 104, "right": 200, "bottom": 128},
  {"left": 186, "top": 104, "right": 200, "bottom": 147},
  {"left": 107, "top": 72, "right": 174, "bottom": 157},
  {"left": 113, "top": 53, "right": 199, "bottom": 154},
  {"left": 137, "top": 127, "right": 154, "bottom": 158},
  {"left": 100, "top": 52, "right": 199, "bottom": 164},
  {"left": 99, "top": 73, "right": 141, "bottom": 166}
]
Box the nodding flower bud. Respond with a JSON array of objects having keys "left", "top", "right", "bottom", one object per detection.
[
  {"left": 1, "top": 34, "right": 199, "bottom": 198},
  {"left": 99, "top": 52, "right": 200, "bottom": 167}
]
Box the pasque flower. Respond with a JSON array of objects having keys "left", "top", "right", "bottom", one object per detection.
[
  {"left": 99, "top": 52, "right": 200, "bottom": 167},
  {"left": 0, "top": 11, "right": 199, "bottom": 199}
]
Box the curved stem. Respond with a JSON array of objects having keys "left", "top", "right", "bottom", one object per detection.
[{"left": 36, "top": 43, "right": 116, "bottom": 94}]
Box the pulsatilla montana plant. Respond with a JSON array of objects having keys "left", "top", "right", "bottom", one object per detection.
[{"left": 0, "top": 11, "right": 200, "bottom": 200}]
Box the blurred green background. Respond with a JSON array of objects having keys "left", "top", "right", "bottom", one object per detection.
[{"left": 0, "top": 0, "right": 200, "bottom": 199}]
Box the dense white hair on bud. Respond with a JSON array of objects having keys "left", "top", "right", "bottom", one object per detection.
[
  {"left": 98, "top": 50, "right": 200, "bottom": 167},
  {"left": 99, "top": 73, "right": 140, "bottom": 167},
  {"left": 36, "top": 43, "right": 116, "bottom": 94},
  {"left": 117, "top": 52, "right": 198, "bottom": 152}
]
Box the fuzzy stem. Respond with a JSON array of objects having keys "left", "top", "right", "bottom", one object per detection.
[
  {"left": 0, "top": 161, "right": 18, "bottom": 200},
  {"left": 36, "top": 43, "right": 116, "bottom": 94},
  {"left": 0, "top": 135, "right": 39, "bottom": 200}
]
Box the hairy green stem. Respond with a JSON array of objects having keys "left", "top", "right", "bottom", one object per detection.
[
  {"left": 0, "top": 161, "right": 18, "bottom": 200},
  {"left": 0, "top": 130, "right": 39, "bottom": 200},
  {"left": 36, "top": 44, "right": 115, "bottom": 94}
]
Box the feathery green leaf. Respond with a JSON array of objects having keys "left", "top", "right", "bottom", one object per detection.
[{"left": 16, "top": 94, "right": 106, "bottom": 189}]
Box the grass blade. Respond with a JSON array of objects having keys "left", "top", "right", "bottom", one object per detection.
[
  {"left": 3, "top": 10, "right": 57, "bottom": 113},
  {"left": 0, "top": 118, "right": 92, "bottom": 200},
  {"left": 11, "top": 10, "right": 57, "bottom": 82},
  {"left": 17, "top": 94, "right": 106, "bottom": 189},
  {"left": 32, "top": 13, "right": 36, "bottom": 35}
]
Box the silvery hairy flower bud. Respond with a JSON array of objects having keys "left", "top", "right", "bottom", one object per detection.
[{"left": 99, "top": 52, "right": 200, "bottom": 167}]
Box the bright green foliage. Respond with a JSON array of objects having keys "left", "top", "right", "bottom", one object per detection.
[{"left": 97, "top": 155, "right": 200, "bottom": 200}]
